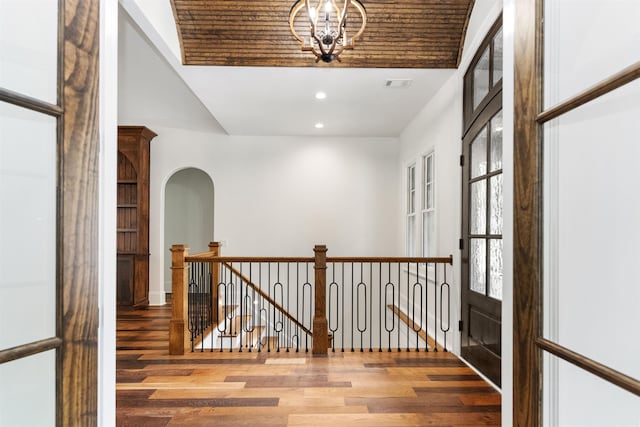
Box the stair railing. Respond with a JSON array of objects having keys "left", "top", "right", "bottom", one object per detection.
[{"left": 169, "top": 243, "right": 453, "bottom": 356}]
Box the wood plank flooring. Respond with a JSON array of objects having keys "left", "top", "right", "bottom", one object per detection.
[{"left": 117, "top": 306, "right": 501, "bottom": 426}]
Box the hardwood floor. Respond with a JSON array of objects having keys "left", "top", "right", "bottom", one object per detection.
[{"left": 117, "top": 306, "right": 501, "bottom": 426}]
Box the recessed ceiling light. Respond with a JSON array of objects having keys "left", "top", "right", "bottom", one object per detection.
[
  {"left": 315, "top": 123, "right": 324, "bottom": 129},
  {"left": 315, "top": 91, "right": 327, "bottom": 100}
]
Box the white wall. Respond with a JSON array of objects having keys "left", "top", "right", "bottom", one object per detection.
[
  {"left": 98, "top": 0, "right": 118, "bottom": 426},
  {"left": 118, "top": 8, "right": 401, "bottom": 305},
  {"left": 398, "top": 0, "right": 504, "bottom": 363},
  {"left": 164, "top": 168, "right": 215, "bottom": 292}
]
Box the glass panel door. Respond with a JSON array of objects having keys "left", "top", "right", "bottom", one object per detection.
[{"left": 460, "top": 18, "right": 503, "bottom": 386}]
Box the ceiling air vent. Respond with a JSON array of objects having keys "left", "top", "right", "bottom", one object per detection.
[{"left": 385, "top": 79, "right": 412, "bottom": 88}]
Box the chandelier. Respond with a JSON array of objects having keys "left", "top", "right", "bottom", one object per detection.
[{"left": 289, "top": 0, "right": 367, "bottom": 63}]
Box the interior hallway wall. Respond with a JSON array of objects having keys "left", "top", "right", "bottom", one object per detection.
[
  {"left": 396, "top": 0, "right": 506, "bottom": 404},
  {"left": 118, "top": 8, "right": 401, "bottom": 305}
]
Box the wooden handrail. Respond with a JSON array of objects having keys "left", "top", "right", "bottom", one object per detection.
[
  {"left": 327, "top": 256, "right": 453, "bottom": 264},
  {"left": 185, "top": 255, "right": 315, "bottom": 263},
  {"left": 186, "top": 255, "right": 453, "bottom": 264},
  {"left": 221, "top": 262, "right": 313, "bottom": 337}
]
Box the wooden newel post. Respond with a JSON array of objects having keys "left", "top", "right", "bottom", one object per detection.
[
  {"left": 312, "top": 244, "right": 328, "bottom": 355},
  {"left": 208, "top": 242, "right": 221, "bottom": 325},
  {"left": 169, "top": 244, "right": 189, "bottom": 355}
]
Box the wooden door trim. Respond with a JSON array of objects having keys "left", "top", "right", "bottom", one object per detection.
[
  {"left": 537, "top": 338, "right": 640, "bottom": 397},
  {"left": 60, "top": 0, "right": 100, "bottom": 424},
  {"left": 512, "top": 0, "right": 544, "bottom": 424}
]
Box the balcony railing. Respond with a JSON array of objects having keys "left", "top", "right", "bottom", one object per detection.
[{"left": 169, "top": 243, "right": 453, "bottom": 356}]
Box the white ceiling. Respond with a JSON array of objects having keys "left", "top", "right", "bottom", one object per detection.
[{"left": 120, "top": 0, "right": 455, "bottom": 137}]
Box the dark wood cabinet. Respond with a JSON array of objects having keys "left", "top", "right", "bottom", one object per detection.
[{"left": 117, "top": 126, "right": 156, "bottom": 308}]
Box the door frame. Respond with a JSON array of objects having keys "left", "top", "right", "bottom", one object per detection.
[{"left": 0, "top": 0, "right": 100, "bottom": 424}]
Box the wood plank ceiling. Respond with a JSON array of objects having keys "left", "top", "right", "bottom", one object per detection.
[{"left": 170, "top": 0, "right": 476, "bottom": 68}]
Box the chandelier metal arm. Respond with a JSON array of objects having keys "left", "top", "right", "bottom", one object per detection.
[
  {"left": 326, "top": 0, "right": 348, "bottom": 57},
  {"left": 290, "top": 0, "right": 366, "bottom": 63}
]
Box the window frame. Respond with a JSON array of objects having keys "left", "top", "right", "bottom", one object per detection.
[{"left": 463, "top": 16, "right": 503, "bottom": 133}]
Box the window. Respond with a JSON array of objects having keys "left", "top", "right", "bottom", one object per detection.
[
  {"left": 464, "top": 19, "right": 503, "bottom": 128},
  {"left": 406, "top": 163, "right": 416, "bottom": 256},
  {"left": 422, "top": 153, "right": 435, "bottom": 257}
]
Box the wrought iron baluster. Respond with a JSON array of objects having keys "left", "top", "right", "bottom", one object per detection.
[
  {"left": 406, "top": 262, "right": 410, "bottom": 352},
  {"left": 341, "top": 262, "right": 345, "bottom": 352},
  {"left": 397, "top": 264, "right": 401, "bottom": 351},
  {"left": 295, "top": 263, "right": 300, "bottom": 352},
  {"left": 258, "top": 263, "right": 263, "bottom": 352},
  {"left": 328, "top": 263, "right": 339, "bottom": 353},
  {"left": 425, "top": 263, "right": 430, "bottom": 352},
  {"left": 378, "top": 263, "right": 382, "bottom": 352},
  {"left": 351, "top": 262, "right": 354, "bottom": 352},
  {"left": 303, "top": 263, "right": 311, "bottom": 353},
  {"left": 385, "top": 264, "right": 394, "bottom": 352},
  {"left": 286, "top": 263, "right": 291, "bottom": 352},
  {"left": 412, "top": 262, "right": 423, "bottom": 352},
  {"left": 274, "top": 264, "right": 284, "bottom": 352},
  {"left": 433, "top": 262, "right": 438, "bottom": 352},
  {"left": 369, "top": 263, "right": 373, "bottom": 352},
  {"left": 238, "top": 263, "right": 244, "bottom": 352},
  {"left": 440, "top": 264, "right": 450, "bottom": 352},
  {"left": 267, "top": 263, "right": 271, "bottom": 352}
]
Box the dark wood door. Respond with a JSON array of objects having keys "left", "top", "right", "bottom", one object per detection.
[{"left": 461, "top": 95, "right": 503, "bottom": 387}]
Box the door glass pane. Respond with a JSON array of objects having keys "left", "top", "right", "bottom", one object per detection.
[
  {"left": 471, "top": 129, "right": 487, "bottom": 178},
  {"left": 490, "top": 111, "right": 503, "bottom": 171},
  {"left": 470, "top": 180, "right": 486, "bottom": 234},
  {"left": 0, "top": 350, "right": 56, "bottom": 426},
  {"left": 0, "top": 0, "right": 58, "bottom": 103},
  {"left": 492, "top": 28, "right": 503, "bottom": 85},
  {"left": 469, "top": 239, "right": 486, "bottom": 294},
  {"left": 0, "top": 102, "right": 56, "bottom": 349},
  {"left": 543, "top": 81, "right": 640, "bottom": 380},
  {"left": 544, "top": 0, "right": 640, "bottom": 108},
  {"left": 544, "top": 354, "right": 639, "bottom": 427},
  {"left": 489, "top": 174, "right": 503, "bottom": 234},
  {"left": 473, "top": 46, "right": 490, "bottom": 109},
  {"left": 489, "top": 239, "right": 503, "bottom": 300}
]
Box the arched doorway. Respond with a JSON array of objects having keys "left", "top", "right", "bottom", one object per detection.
[{"left": 163, "top": 168, "right": 214, "bottom": 297}]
